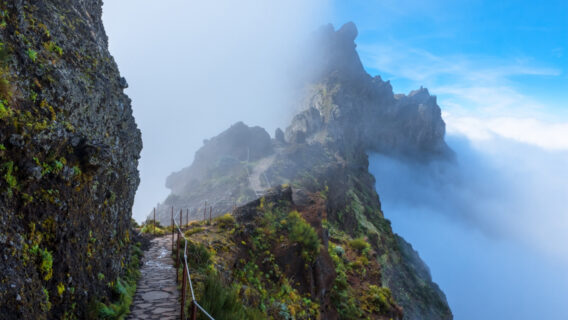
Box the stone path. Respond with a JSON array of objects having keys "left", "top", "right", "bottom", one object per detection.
[{"left": 127, "top": 236, "right": 179, "bottom": 320}]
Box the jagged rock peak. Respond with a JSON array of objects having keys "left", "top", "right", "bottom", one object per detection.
[
  {"left": 309, "top": 22, "right": 367, "bottom": 79},
  {"left": 289, "top": 22, "right": 452, "bottom": 159}
]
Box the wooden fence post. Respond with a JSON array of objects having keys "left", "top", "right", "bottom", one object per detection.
[
  {"left": 209, "top": 206, "right": 212, "bottom": 225},
  {"left": 191, "top": 301, "right": 197, "bottom": 320},
  {"left": 153, "top": 207, "right": 156, "bottom": 234},
  {"left": 181, "top": 258, "right": 187, "bottom": 320},
  {"left": 171, "top": 207, "right": 174, "bottom": 252},
  {"left": 176, "top": 232, "right": 180, "bottom": 283}
]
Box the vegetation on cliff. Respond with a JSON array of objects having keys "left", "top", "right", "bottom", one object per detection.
[
  {"left": 158, "top": 22, "right": 453, "bottom": 320},
  {"left": 173, "top": 186, "right": 403, "bottom": 319},
  {"left": 0, "top": 1, "right": 141, "bottom": 318}
]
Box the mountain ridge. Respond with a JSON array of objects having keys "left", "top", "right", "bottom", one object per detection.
[{"left": 154, "top": 22, "right": 453, "bottom": 319}]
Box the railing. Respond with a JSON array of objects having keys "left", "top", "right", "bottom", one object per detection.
[
  {"left": 171, "top": 207, "right": 216, "bottom": 320},
  {"left": 145, "top": 199, "right": 259, "bottom": 319}
]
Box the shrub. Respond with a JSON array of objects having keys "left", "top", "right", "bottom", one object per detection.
[
  {"left": 187, "top": 241, "right": 210, "bottom": 270},
  {"left": 92, "top": 242, "right": 142, "bottom": 319},
  {"left": 287, "top": 211, "right": 320, "bottom": 261},
  {"left": 198, "top": 272, "right": 247, "bottom": 320},
  {"left": 184, "top": 226, "right": 204, "bottom": 237},
  {"left": 333, "top": 245, "right": 345, "bottom": 257},
  {"left": 348, "top": 237, "right": 369, "bottom": 253},
  {"left": 365, "top": 285, "right": 397, "bottom": 313},
  {"left": 140, "top": 223, "right": 165, "bottom": 236},
  {"left": 216, "top": 213, "right": 236, "bottom": 229}
]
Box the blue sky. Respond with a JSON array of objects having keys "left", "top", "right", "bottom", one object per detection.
[{"left": 331, "top": 0, "right": 568, "bottom": 123}]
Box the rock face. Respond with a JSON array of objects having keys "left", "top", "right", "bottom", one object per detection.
[
  {"left": 0, "top": 1, "right": 141, "bottom": 319},
  {"left": 289, "top": 22, "right": 450, "bottom": 159},
  {"left": 153, "top": 122, "right": 272, "bottom": 224},
  {"left": 155, "top": 22, "right": 452, "bottom": 319},
  {"left": 166, "top": 121, "right": 272, "bottom": 195}
]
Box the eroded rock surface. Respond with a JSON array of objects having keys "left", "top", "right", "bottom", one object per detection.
[{"left": 0, "top": 1, "right": 141, "bottom": 318}]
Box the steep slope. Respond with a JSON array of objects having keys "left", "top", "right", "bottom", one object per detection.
[
  {"left": 155, "top": 22, "right": 452, "bottom": 319},
  {"left": 0, "top": 1, "right": 142, "bottom": 319}
]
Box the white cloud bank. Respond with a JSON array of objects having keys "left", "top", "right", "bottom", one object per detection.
[
  {"left": 445, "top": 114, "right": 568, "bottom": 151},
  {"left": 361, "top": 39, "right": 568, "bottom": 263}
]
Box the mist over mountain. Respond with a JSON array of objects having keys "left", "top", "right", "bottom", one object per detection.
[
  {"left": 369, "top": 133, "right": 568, "bottom": 319},
  {"left": 152, "top": 22, "right": 455, "bottom": 319},
  {"left": 1, "top": 1, "right": 563, "bottom": 319}
]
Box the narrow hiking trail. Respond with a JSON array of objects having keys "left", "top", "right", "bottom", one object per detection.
[
  {"left": 248, "top": 154, "right": 276, "bottom": 195},
  {"left": 127, "top": 236, "right": 179, "bottom": 320}
]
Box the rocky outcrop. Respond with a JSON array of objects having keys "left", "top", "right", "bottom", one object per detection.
[
  {"left": 151, "top": 122, "right": 272, "bottom": 225},
  {"left": 166, "top": 121, "right": 272, "bottom": 195},
  {"left": 288, "top": 22, "right": 450, "bottom": 159},
  {"left": 0, "top": 1, "right": 141, "bottom": 319},
  {"left": 155, "top": 22, "right": 452, "bottom": 319}
]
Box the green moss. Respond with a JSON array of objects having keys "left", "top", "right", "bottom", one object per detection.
[
  {"left": 43, "top": 41, "right": 63, "bottom": 56},
  {"left": 2, "top": 161, "right": 18, "bottom": 193},
  {"left": 27, "top": 48, "right": 38, "bottom": 62},
  {"left": 0, "top": 101, "right": 11, "bottom": 119},
  {"left": 57, "top": 283, "right": 65, "bottom": 296},
  {"left": 72, "top": 165, "right": 81, "bottom": 176},
  {"left": 41, "top": 287, "right": 52, "bottom": 312},
  {"left": 29, "top": 244, "right": 53, "bottom": 280}
]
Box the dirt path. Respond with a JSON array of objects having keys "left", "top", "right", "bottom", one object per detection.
[
  {"left": 248, "top": 154, "right": 276, "bottom": 195},
  {"left": 127, "top": 236, "right": 179, "bottom": 320}
]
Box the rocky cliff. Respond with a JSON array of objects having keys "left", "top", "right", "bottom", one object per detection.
[
  {"left": 0, "top": 1, "right": 142, "bottom": 319},
  {"left": 154, "top": 22, "right": 452, "bottom": 319}
]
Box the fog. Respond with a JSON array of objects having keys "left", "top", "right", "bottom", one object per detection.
[
  {"left": 102, "top": 0, "right": 329, "bottom": 221},
  {"left": 369, "top": 134, "right": 568, "bottom": 319},
  {"left": 101, "top": 2, "right": 568, "bottom": 318}
]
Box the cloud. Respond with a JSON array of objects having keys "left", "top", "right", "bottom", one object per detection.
[
  {"left": 369, "top": 134, "right": 568, "bottom": 264},
  {"left": 102, "top": 0, "right": 331, "bottom": 221},
  {"left": 357, "top": 43, "right": 565, "bottom": 123},
  {"left": 360, "top": 43, "right": 561, "bottom": 83},
  {"left": 356, "top": 41, "right": 568, "bottom": 152},
  {"left": 444, "top": 114, "right": 568, "bottom": 151},
  {"left": 358, "top": 37, "right": 568, "bottom": 263}
]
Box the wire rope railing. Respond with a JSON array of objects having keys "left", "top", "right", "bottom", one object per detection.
[{"left": 170, "top": 206, "right": 216, "bottom": 320}]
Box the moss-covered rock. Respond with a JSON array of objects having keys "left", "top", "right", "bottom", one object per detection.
[{"left": 0, "top": 1, "right": 141, "bottom": 318}]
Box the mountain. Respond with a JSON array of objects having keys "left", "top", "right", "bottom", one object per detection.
[
  {"left": 155, "top": 22, "right": 452, "bottom": 319},
  {"left": 0, "top": 1, "right": 141, "bottom": 318}
]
